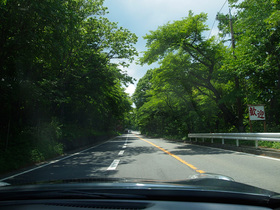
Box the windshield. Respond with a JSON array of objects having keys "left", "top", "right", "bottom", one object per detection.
[{"left": 1, "top": 0, "right": 280, "bottom": 195}]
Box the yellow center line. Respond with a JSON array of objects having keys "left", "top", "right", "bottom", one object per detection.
[{"left": 135, "top": 135, "right": 205, "bottom": 174}]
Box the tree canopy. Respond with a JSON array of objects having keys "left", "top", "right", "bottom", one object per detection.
[
  {"left": 0, "top": 0, "right": 137, "bottom": 172},
  {"left": 134, "top": 0, "right": 280, "bottom": 137}
]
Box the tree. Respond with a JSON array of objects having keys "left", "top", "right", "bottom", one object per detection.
[
  {"left": 134, "top": 50, "right": 225, "bottom": 136},
  {"left": 135, "top": 0, "right": 280, "bottom": 136},
  {"left": 0, "top": 0, "right": 137, "bottom": 171},
  {"left": 219, "top": 0, "right": 280, "bottom": 129},
  {"left": 140, "top": 11, "right": 241, "bottom": 131},
  {"left": 132, "top": 69, "right": 154, "bottom": 109}
]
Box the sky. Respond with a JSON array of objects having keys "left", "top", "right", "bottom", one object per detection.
[{"left": 103, "top": 0, "right": 230, "bottom": 96}]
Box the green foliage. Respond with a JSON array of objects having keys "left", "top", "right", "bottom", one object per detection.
[
  {"left": 259, "top": 141, "right": 280, "bottom": 149},
  {"left": 0, "top": 0, "right": 137, "bottom": 173},
  {"left": 132, "top": 69, "right": 154, "bottom": 109},
  {"left": 30, "top": 149, "right": 45, "bottom": 163},
  {"left": 134, "top": 0, "right": 280, "bottom": 141},
  {"left": 137, "top": 11, "right": 239, "bottom": 135}
]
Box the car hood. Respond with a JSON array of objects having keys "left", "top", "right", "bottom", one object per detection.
[{"left": 0, "top": 173, "right": 278, "bottom": 197}]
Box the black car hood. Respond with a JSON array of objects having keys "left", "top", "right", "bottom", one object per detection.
[
  {"left": 1, "top": 175, "right": 280, "bottom": 208},
  {"left": 0, "top": 173, "right": 277, "bottom": 197}
]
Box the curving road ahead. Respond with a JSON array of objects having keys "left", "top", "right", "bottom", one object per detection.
[{"left": 1, "top": 132, "right": 280, "bottom": 193}]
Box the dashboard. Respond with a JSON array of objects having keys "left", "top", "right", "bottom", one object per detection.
[{"left": 0, "top": 199, "right": 276, "bottom": 210}]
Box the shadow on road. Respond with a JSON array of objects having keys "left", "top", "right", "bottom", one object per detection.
[
  {"left": 5, "top": 135, "right": 153, "bottom": 184},
  {"left": 5, "top": 135, "right": 240, "bottom": 185},
  {"left": 170, "top": 143, "right": 236, "bottom": 156},
  {"left": 131, "top": 134, "right": 236, "bottom": 157}
]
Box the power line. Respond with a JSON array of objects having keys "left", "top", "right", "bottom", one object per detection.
[
  {"left": 218, "top": 0, "right": 228, "bottom": 14},
  {"left": 208, "top": 18, "right": 217, "bottom": 39},
  {"left": 208, "top": 0, "right": 228, "bottom": 39}
]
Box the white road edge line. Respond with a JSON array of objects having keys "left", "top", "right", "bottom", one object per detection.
[
  {"left": 257, "top": 155, "right": 280, "bottom": 161},
  {"left": 107, "top": 159, "right": 120, "bottom": 170},
  {"left": 0, "top": 137, "right": 116, "bottom": 182}
]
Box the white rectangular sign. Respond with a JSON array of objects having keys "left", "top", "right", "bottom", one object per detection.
[{"left": 248, "top": 105, "right": 265, "bottom": 121}]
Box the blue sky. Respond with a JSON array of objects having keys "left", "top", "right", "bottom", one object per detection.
[{"left": 103, "top": 0, "right": 230, "bottom": 95}]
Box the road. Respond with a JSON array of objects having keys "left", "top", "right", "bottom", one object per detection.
[{"left": 1, "top": 132, "right": 280, "bottom": 193}]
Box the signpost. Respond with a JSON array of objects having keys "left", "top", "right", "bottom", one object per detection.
[{"left": 248, "top": 105, "right": 266, "bottom": 132}]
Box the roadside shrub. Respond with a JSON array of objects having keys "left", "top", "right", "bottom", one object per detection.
[
  {"left": 30, "top": 149, "right": 45, "bottom": 162},
  {"left": 0, "top": 118, "right": 64, "bottom": 174},
  {"left": 259, "top": 141, "right": 280, "bottom": 150}
]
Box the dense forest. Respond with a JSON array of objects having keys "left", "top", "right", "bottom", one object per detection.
[
  {"left": 0, "top": 0, "right": 137, "bottom": 173},
  {"left": 133, "top": 0, "right": 280, "bottom": 138}
]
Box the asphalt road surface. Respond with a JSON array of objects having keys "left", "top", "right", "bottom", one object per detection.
[{"left": 1, "top": 132, "right": 280, "bottom": 193}]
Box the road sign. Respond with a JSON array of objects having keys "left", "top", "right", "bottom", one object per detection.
[
  {"left": 248, "top": 105, "right": 265, "bottom": 121},
  {"left": 248, "top": 105, "right": 266, "bottom": 132}
]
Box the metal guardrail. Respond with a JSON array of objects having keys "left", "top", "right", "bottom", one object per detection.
[{"left": 188, "top": 133, "right": 280, "bottom": 148}]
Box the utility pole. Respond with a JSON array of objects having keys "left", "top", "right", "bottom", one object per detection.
[
  {"left": 229, "top": 7, "right": 244, "bottom": 132},
  {"left": 229, "top": 7, "right": 236, "bottom": 52}
]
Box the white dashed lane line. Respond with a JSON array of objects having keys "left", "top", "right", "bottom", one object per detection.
[
  {"left": 118, "top": 150, "right": 125, "bottom": 156},
  {"left": 107, "top": 134, "right": 129, "bottom": 171},
  {"left": 107, "top": 159, "right": 120, "bottom": 171}
]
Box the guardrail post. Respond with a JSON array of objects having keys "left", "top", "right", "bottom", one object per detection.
[
  {"left": 195, "top": 138, "right": 197, "bottom": 142},
  {"left": 222, "top": 139, "right": 224, "bottom": 144},
  {"left": 236, "top": 139, "right": 239, "bottom": 147},
  {"left": 202, "top": 138, "right": 204, "bottom": 142},
  {"left": 255, "top": 140, "right": 258, "bottom": 148},
  {"left": 211, "top": 138, "right": 213, "bottom": 143}
]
